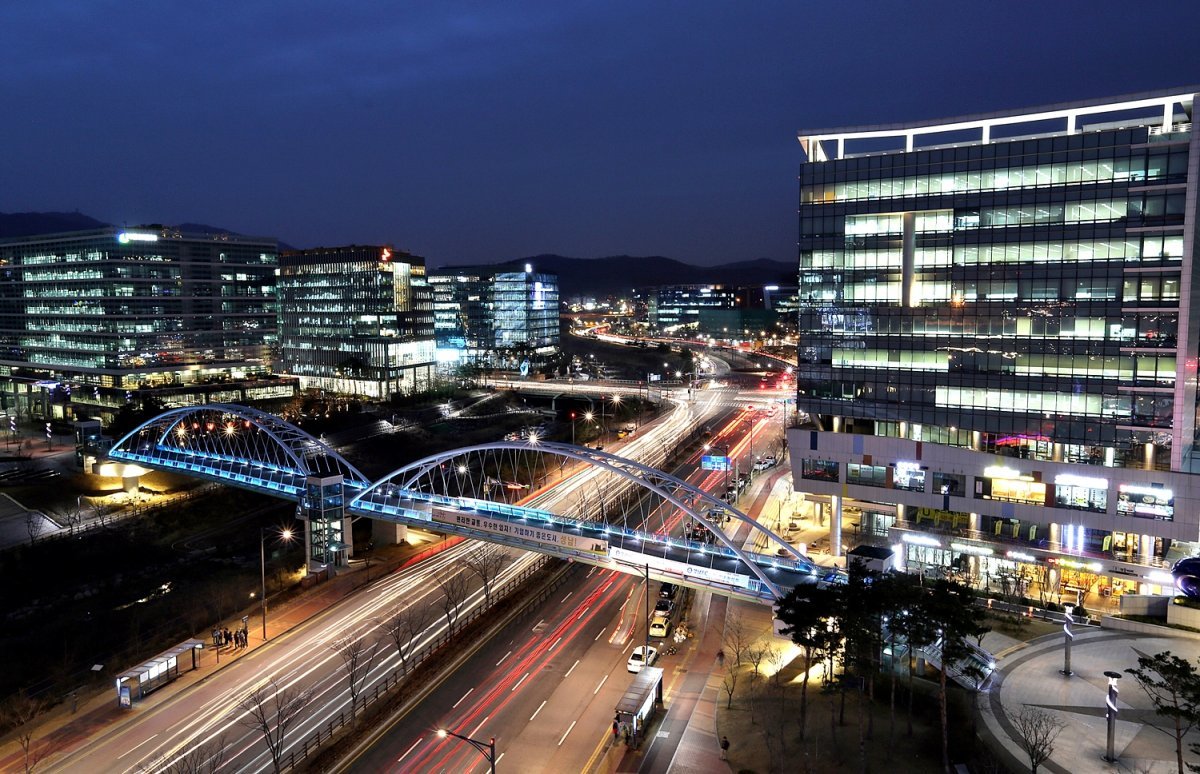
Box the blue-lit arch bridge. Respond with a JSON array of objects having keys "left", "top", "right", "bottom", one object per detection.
[{"left": 109, "top": 404, "right": 828, "bottom": 604}]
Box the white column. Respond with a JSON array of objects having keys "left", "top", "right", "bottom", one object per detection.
[
  {"left": 1049, "top": 522, "right": 1061, "bottom": 551},
  {"left": 1163, "top": 101, "right": 1174, "bottom": 131},
  {"left": 373, "top": 519, "right": 408, "bottom": 546},
  {"left": 971, "top": 431, "right": 982, "bottom": 451},
  {"left": 831, "top": 494, "right": 843, "bottom": 559},
  {"left": 1141, "top": 534, "right": 1155, "bottom": 560},
  {"left": 1144, "top": 442, "right": 1155, "bottom": 470}
]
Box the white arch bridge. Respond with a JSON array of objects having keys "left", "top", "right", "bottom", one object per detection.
[{"left": 109, "top": 404, "right": 829, "bottom": 603}]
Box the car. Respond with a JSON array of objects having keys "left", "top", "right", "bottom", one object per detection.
[
  {"left": 654, "top": 598, "right": 674, "bottom": 615},
  {"left": 649, "top": 615, "right": 670, "bottom": 638},
  {"left": 628, "top": 645, "right": 658, "bottom": 673},
  {"left": 659, "top": 582, "right": 677, "bottom": 599}
]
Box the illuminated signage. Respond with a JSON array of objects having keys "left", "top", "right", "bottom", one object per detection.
[
  {"left": 1006, "top": 551, "right": 1036, "bottom": 562},
  {"left": 983, "top": 466, "right": 1021, "bottom": 480},
  {"left": 1117, "top": 484, "right": 1174, "bottom": 520},
  {"left": 901, "top": 533, "right": 940, "bottom": 547},
  {"left": 1055, "top": 474, "right": 1108, "bottom": 489},
  {"left": 1146, "top": 570, "right": 1174, "bottom": 585},
  {"left": 380, "top": 248, "right": 392, "bottom": 262},
  {"left": 117, "top": 231, "right": 158, "bottom": 243},
  {"left": 1051, "top": 557, "right": 1103, "bottom": 572},
  {"left": 895, "top": 461, "right": 920, "bottom": 474},
  {"left": 950, "top": 542, "right": 994, "bottom": 556}
]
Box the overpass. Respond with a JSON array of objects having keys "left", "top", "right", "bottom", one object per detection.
[{"left": 108, "top": 404, "right": 829, "bottom": 604}]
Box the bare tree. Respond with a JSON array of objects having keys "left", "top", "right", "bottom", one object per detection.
[
  {"left": 721, "top": 662, "right": 739, "bottom": 709},
  {"left": 331, "top": 635, "right": 380, "bottom": 710},
  {"left": 723, "top": 611, "right": 751, "bottom": 667},
  {"left": 436, "top": 570, "right": 472, "bottom": 634},
  {"left": 138, "top": 734, "right": 228, "bottom": 774},
  {"left": 24, "top": 511, "right": 45, "bottom": 546},
  {"left": 1005, "top": 705, "right": 1065, "bottom": 774},
  {"left": 236, "top": 680, "right": 315, "bottom": 774},
  {"left": 1, "top": 692, "right": 53, "bottom": 773},
  {"left": 463, "top": 544, "right": 509, "bottom": 607},
  {"left": 379, "top": 602, "right": 436, "bottom": 673},
  {"left": 746, "top": 644, "right": 767, "bottom": 680},
  {"left": 62, "top": 500, "right": 86, "bottom": 535}
]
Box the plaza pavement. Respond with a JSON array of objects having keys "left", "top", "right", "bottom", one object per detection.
[{"left": 978, "top": 625, "right": 1200, "bottom": 773}]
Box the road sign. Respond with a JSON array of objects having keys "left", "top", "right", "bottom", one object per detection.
[{"left": 701, "top": 455, "right": 730, "bottom": 471}]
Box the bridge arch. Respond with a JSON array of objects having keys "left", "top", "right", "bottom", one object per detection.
[
  {"left": 352, "top": 440, "right": 814, "bottom": 599},
  {"left": 108, "top": 404, "right": 370, "bottom": 492}
]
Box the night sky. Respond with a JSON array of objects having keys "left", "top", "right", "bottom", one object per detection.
[{"left": 3, "top": 2, "right": 1198, "bottom": 266}]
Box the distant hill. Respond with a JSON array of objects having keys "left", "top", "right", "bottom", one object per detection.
[
  {"left": 0, "top": 211, "right": 109, "bottom": 238},
  {"left": 437, "top": 254, "right": 796, "bottom": 298}
]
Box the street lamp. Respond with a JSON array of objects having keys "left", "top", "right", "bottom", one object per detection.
[
  {"left": 437, "top": 728, "right": 496, "bottom": 772},
  {"left": 1060, "top": 604, "right": 1074, "bottom": 677},
  {"left": 260, "top": 526, "right": 295, "bottom": 642}
]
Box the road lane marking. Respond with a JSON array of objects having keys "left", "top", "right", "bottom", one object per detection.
[
  {"left": 593, "top": 674, "right": 608, "bottom": 695},
  {"left": 512, "top": 672, "right": 530, "bottom": 691},
  {"left": 561, "top": 592, "right": 573, "bottom": 603},
  {"left": 558, "top": 720, "right": 578, "bottom": 746},
  {"left": 453, "top": 688, "right": 473, "bottom": 708},
  {"left": 398, "top": 738, "right": 422, "bottom": 763},
  {"left": 497, "top": 753, "right": 505, "bottom": 765},
  {"left": 496, "top": 650, "right": 512, "bottom": 666},
  {"left": 550, "top": 636, "right": 562, "bottom": 651},
  {"left": 530, "top": 700, "right": 548, "bottom": 721},
  {"left": 116, "top": 733, "right": 159, "bottom": 759},
  {"left": 594, "top": 627, "right": 606, "bottom": 641},
  {"left": 565, "top": 659, "right": 580, "bottom": 677},
  {"left": 470, "top": 716, "right": 490, "bottom": 738}
]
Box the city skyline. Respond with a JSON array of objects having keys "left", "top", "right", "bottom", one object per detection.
[{"left": 2, "top": 2, "right": 1198, "bottom": 266}]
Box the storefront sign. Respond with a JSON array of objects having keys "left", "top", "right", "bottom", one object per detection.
[
  {"left": 950, "top": 542, "right": 994, "bottom": 556},
  {"left": 984, "top": 465, "right": 1022, "bottom": 480},
  {"left": 1006, "top": 551, "right": 1036, "bottom": 562},
  {"left": 901, "top": 533, "right": 940, "bottom": 547},
  {"left": 1117, "top": 484, "right": 1174, "bottom": 520},
  {"left": 1050, "top": 557, "right": 1102, "bottom": 572},
  {"left": 1054, "top": 473, "right": 1108, "bottom": 489}
]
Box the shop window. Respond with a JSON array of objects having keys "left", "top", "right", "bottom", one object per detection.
[
  {"left": 893, "top": 462, "right": 926, "bottom": 492},
  {"left": 847, "top": 463, "right": 888, "bottom": 487},
  {"left": 1116, "top": 483, "right": 1173, "bottom": 521},
  {"left": 1054, "top": 484, "right": 1107, "bottom": 513},
  {"left": 932, "top": 472, "right": 965, "bottom": 496},
  {"left": 801, "top": 459, "right": 839, "bottom": 482}
]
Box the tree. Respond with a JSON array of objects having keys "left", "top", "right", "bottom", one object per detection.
[
  {"left": 463, "top": 543, "right": 509, "bottom": 607},
  {"left": 436, "top": 570, "right": 471, "bottom": 634},
  {"left": 925, "top": 578, "right": 990, "bottom": 773},
  {"left": 1005, "top": 706, "right": 1065, "bottom": 774},
  {"left": 379, "top": 602, "right": 435, "bottom": 673},
  {"left": 24, "top": 510, "right": 45, "bottom": 546},
  {"left": 723, "top": 610, "right": 752, "bottom": 667},
  {"left": 746, "top": 644, "right": 768, "bottom": 680},
  {"left": 331, "top": 635, "right": 380, "bottom": 710},
  {"left": 1126, "top": 650, "right": 1200, "bottom": 774},
  {"left": 1, "top": 692, "right": 53, "bottom": 773},
  {"left": 721, "top": 661, "right": 739, "bottom": 709},
  {"left": 236, "top": 680, "right": 315, "bottom": 774},
  {"left": 775, "top": 583, "right": 839, "bottom": 741}
]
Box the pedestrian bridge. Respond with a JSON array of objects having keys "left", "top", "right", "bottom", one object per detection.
[{"left": 109, "top": 404, "right": 827, "bottom": 603}]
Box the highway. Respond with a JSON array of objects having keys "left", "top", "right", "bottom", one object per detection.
[
  {"left": 50, "top": 387, "right": 733, "bottom": 773},
  {"left": 342, "top": 400, "right": 787, "bottom": 772}
]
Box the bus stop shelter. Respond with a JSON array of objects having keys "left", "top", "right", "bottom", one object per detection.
[
  {"left": 615, "top": 666, "right": 663, "bottom": 748},
  {"left": 114, "top": 639, "right": 204, "bottom": 707}
]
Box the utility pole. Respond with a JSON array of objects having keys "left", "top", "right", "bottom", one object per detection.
[{"left": 644, "top": 563, "right": 651, "bottom": 658}]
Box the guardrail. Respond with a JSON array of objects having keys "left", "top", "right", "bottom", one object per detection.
[
  {"left": 976, "top": 596, "right": 1100, "bottom": 627},
  {"left": 280, "top": 555, "right": 568, "bottom": 771}
]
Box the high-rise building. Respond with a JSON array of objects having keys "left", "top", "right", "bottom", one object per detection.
[
  {"left": 789, "top": 89, "right": 1199, "bottom": 599},
  {"left": 0, "top": 225, "right": 288, "bottom": 420},
  {"left": 428, "top": 264, "right": 559, "bottom": 366},
  {"left": 636, "top": 285, "right": 738, "bottom": 334},
  {"left": 276, "top": 245, "right": 435, "bottom": 398}
]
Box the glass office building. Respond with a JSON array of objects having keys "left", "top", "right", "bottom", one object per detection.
[
  {"left": 428, "top": 265, "right": 559, "bottom": 366},
  {"left": 637, "top": 285, "right": 738, "bottom": 334},
  {"left": 788, "top": 89, "right": 1200, "bottom": 602},
  {"left": 0, "top": 226, "right": 286, "bottom": 419},
  {"left": 277, "top": 245, "right": 436, "bottom": 398}
]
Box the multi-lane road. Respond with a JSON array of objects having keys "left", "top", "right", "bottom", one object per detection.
[{"left": 44, "top": 384, "right": 777, "bottom": 768}]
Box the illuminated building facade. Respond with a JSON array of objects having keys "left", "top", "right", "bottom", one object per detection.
[
  {"left": 277, "top": 245, "right": 435, "bottom": 398},
  {"left": 0, "top": 226, "right": 288, "bottom": 420},
  {"left": 788, "top": 89, "right": 1200, "bottom": 601},
  {"left": 428, "top": 264, "right": 559, "bottom": 366},
  {"left": 637, "top": 285, "right": 737, "bottom": 334}
]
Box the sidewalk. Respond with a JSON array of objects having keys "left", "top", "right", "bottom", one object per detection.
[{"left": 0, "top": 535, "right": 453, "bottom": 772}]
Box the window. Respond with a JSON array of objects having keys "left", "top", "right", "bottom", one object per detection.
[
  {"left": 932, "top": 472, "right": 964, "bottom": 496},
  {"left": 847, "top": 463, "right": 887, "bottom": 487},
  {"left": 893, "top": 463, "right": 926, "bottom": 492},
  {"left": 801, "top": 459, "right": 839, "bottom": 482}
]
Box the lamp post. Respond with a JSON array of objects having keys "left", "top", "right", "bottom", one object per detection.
[
  {"left": 1060, "top": 604, "right": 1074, "bottom": 677},
  {"left": 437, "top": 728, "right": 496, "bottom": 773},
  {"left": 260, "top": 527, "right": 294, "bottom": 642},
  {"left": 1103, "top": 670, "right": 1121, "bottom": 762},
  {"left": 570, "top": 411, "right": 576, "bottom": 446}
]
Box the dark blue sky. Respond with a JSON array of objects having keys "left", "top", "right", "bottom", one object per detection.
[{"left": 3, "top": 2, "right": 1198, "bottom": 266}]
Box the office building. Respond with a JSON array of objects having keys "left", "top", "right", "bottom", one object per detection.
[
  {"left": 0, "top": 226, "right": 289, "bottom": 421},
  {"left": 636, "top": 285, "right": 738, "bottom": 334},
  {"left": 429, "top": 264, "right": 559, "bottom": 366},
  {"left": 789, "top": 88, "right": 1199, "bottom": 602},
  {"left": 277, "top": 245, "right": 435, "bottom": 398}
]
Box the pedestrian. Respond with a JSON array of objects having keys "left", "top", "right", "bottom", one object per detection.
[
  {"left": 716, "top": 649, "right": 725, "bottom": 667},
  {"left": 612, "top": 720, "right": 619, "bottom": 739},
  {"left": 720, "top": 736, "right": 730, "bottom": 760}
]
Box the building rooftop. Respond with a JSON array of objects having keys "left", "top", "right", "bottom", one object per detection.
[{"left": 799, "top": 86, "right": 1198, "bottom": 161}]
